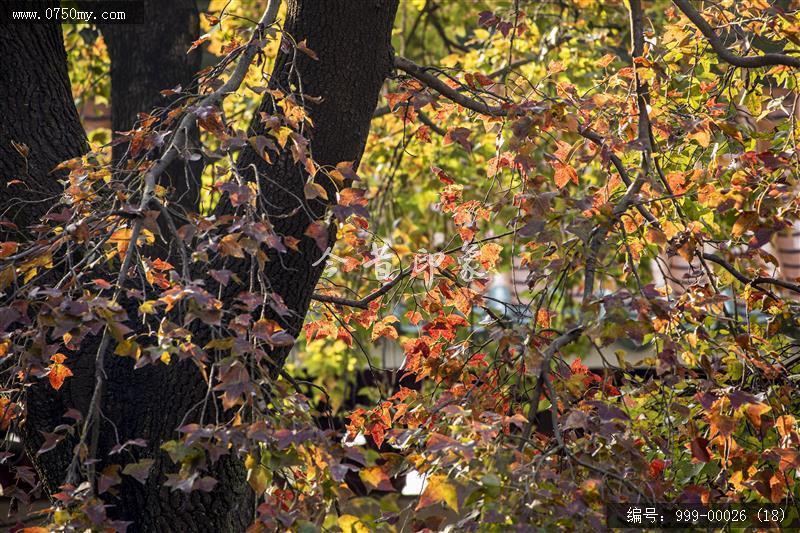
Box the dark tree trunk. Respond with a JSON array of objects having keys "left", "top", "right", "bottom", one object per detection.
[
  {"left": 7, "top": 1, "right": 399, "bottom": 532},
  {"left": 0, "top": 21, "right": 88, "bottom": 234},
  {"left": 100, "top": 0, "right": 203, "bottom": 211},
  {"left": 233, "top": 0, "right": 399, "bottom": 370}
]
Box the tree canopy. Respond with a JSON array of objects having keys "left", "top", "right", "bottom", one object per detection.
[{"left": 1, "top": 0, "right": 800, "bottom": 530}]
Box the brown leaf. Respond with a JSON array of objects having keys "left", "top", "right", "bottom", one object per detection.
[
  {"left": 296, "top": 39, "right": 319, "bottom": 60},
  {"left": 304, "top": 221, "right": 329, "bottom": 252},
  {"left": 690, "top": 437, "right": 710, "bottom": 462},
  {"left": 0, "top": 242, "right": 18, "bottom": 259}
]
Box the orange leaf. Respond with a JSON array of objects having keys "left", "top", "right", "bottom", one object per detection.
[
  {"left": 360, "top": 466, "right": 395, "bottom": 492},
  {"left": 0, "top": 242, "right": 18, "bottom": 259},
  {"left": 416, "top": 474, "right": 459, "bottom": 512},
  {"left": 48, "top": 354, "right": 73, "bottom": 391},
  {"left": 553, "top": 162, "right": 578, "bottom": 188},
  {"left": 479, "top": 243, "right": 502, "bottom": 269},
  {"left": 371, "top": 316, "right": 399, "bottom": 342}
]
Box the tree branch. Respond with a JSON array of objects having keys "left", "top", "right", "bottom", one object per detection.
[
  {"left": 520, "top": 326, "right": 584, "bottom": 444},
  {"left": 64, "top": 0, "right": 282, "bottom": 489},
  {"left": 701, "top": 253, "right": 800, "bottom": 297},
  {"left": 393, "top": 55, "right": 508, "bottom": 116},
  {"left": 311, "top": 266, "right": 412, "bottom": 310},
  {"left": 672, "top": 0, "right": 800, "bottom": 69}
]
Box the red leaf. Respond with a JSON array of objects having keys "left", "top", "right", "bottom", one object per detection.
[
  {"left": 431, "top": 166, "right": 454, "bottom": 185},
  {"left": 691, "top": 437, "right": 711, "bottom": 462}
]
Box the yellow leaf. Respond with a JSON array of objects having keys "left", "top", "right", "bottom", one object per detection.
[
  {"left": 689, "top": 128, "right": 711, "bottom": 148},
  {"left": 337, "top": 515, "right": 369, "bottom": 533},
  {"left": 416, "top": 474, "right": 459, "bottom": 512},
  {"left": 359, "top": 466, "right": 394, "bottom": 492},
  {"left": 276, "top": 126, "right": 293, "bottom": 148},
  {"left": 247, "top": 465, "right": 271, "bottom": 495},
  {"left": 479, "top": 243, "right": 502, "bottom": 269},
  {"left": 139, "top": 300, "right": 158, "bottom": 314},
  {"left": 114, "top": 339, "right": 141, "bottom": 359}
]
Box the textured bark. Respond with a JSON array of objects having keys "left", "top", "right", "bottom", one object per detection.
[
  {"left": 0, "top": 21, "right": 88, "bottom": 234},
  {"left": 7, "top": 1, "right": 399, "bottom": 531},
  {"left": 234, "top": 0, "right": 400, "bottom": 371},
  {"left": 100, "top": 0, "right": 203, "bottom": 211}
]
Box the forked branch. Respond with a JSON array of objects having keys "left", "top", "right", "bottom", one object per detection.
[{"left": 672, "top": 0, "right": 800, "bottom": 69}]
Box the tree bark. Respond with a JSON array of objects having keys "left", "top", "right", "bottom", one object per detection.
[
  {"left": 7, "top": 1, "right": 399, "bottom": 531},
  {"left": 100, "top": 0, "right": 203, "bottom": 212},
  {"left": 0, "top": 21, "right": 88, "bottom": 234},
  {"left": 233, "top": 0, "right": 399, "bottom": 371}
]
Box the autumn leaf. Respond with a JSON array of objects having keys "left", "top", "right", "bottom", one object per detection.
[
  {"left": 745, "top": 402, "right": 771, "bottom": 430},
  {"left": 187, "top": 35, "right": 210, "bottom": 53},
  {"left": 303, "top": 182, "right": 328, "bottom": 200},
  {"left": 479, "top": 243, "right": 502, "bottom": 269},
  {"left": 296, "top": 39, "right": 319, "bottom": 60},
  {"left": 360, "top": 466, "right": 395, "bottom": 492},
  {"left": 219, "top": 233, "right": 245, "bottom": 258},
  {"left": 553, "top": 162, "right": 578, "bottom": 188},
  {"left": 337, "top": 515, "right": 369, "bottom": 533},
  {"left": 48, "top": 353, "right": 73, "bottom": 391},
  {"left": 304, "top": 221, "right": 329, "bottom": 252},
  {"left": 371, "top": 316, "right": 399, "bottom": 341},
  {"left": 0, "top": 242, "right": 17, "bottom": 258},
  {"left": 416, "top": 474, "right": 459, "bottom": 512},
  {"left": 690, "top": 437, "right": 711, "bottom": 462},
  {"left": 431, "top": 165, "right": 455, "bottom": 185},
  {"left": 247, "top": 465, "right": 271, "bottom": 495},
  {"left": 122, "top": 458, "right": 155, "bottom": 484}
]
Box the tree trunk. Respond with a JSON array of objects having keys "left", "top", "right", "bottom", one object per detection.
[
  {"left": 100, "top": 0, "right": 203, "bottom": 211},
  {"left": 233, "top": 0, "right": 399, "bottom": 371},
  {"left": 0, "top": 21, "right": 88, "bottom": 234},
  {"left": 8, "top": 1, "right": 399, "bottom": 531}
]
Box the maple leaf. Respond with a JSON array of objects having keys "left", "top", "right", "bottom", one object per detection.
[
  {"left": 359, "top": 466, "right": 395, "bottom": 492},
  {"left": 337, "top": 515, "right": 369, "bottom": 533},
  {"left": 553, "top": 162, "right": 578, "bottom": 188},
  {"left": 219, "top": 233, "right": 245, "bottom": 259},
  {"left": 431, "top": 165, "right": 455, "bottom": 185},
  {"left": 479, "top": 242, "right": 502, "bottom": 269},
  {"left": 0, "top": 242, "right": 17, "bottom": 259},
  {"left": 122, "top": 458, "right": 155, "bottom": 484},
  {"left": 47, "top": 353, "right": 73, "bottom": 391},
  {"left": 416, "top": 474, "right": 459, "bottom": 512},
  {"left": 371, "top": 316, "right": 399, "bottom": 341},
  {"left": 690, "top": 437, "right": 711, "bottom": 462},
  {"left": 296, "top": 39, "right": 319, "bottom": 60},
  {"left": 304, "top": 221, "right": 329, "bottom": 252},
  {"left": 369, "top": 423, "right": 386, "bottom": 448}
]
